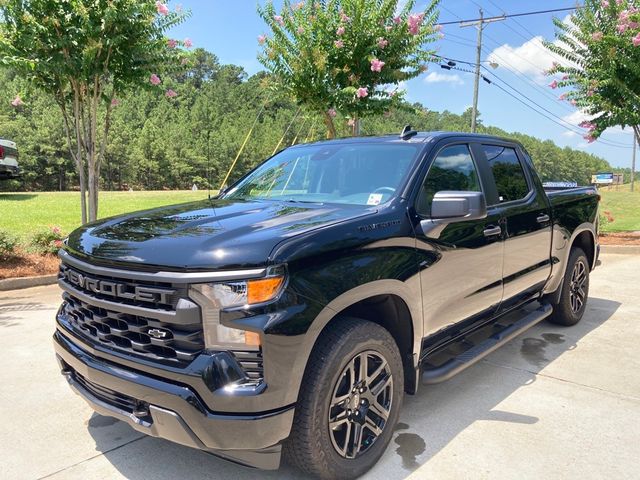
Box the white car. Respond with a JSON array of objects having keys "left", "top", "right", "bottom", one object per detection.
[{"left": 0, "top": 138, "right": 20, "bottom": 179}]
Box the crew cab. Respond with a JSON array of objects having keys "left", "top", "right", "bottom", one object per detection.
[
  {"left": 0, "top": 138, "right": 20, "bottom": 179},
  {"left": 54, "top": 130, "right": 599, "bottom": 479}
]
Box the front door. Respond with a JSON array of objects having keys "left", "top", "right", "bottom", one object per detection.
[{"left": 412, "top": 142, "right": 504, "bottom": 338}]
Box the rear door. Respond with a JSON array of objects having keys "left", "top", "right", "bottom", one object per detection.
[{"left": 479, "top": 143, "right": 552, "bottom": 309}]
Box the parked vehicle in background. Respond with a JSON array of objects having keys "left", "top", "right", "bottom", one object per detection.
[
  {"left": 53, "top": 129, "right": 600, "bottom": 479},
  {"left": 0, "top": 139, "right": 20, "bottom": 180}
]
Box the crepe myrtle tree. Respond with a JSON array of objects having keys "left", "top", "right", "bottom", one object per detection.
[
  {"left": 257, "top": 0, "right": 441, "bottom": 138},
  {"left": 0, "top": 0, "right": 189, "bottom": 223},
  {"left": 544, "top": 0, "right": 640, "bottom": 144}
]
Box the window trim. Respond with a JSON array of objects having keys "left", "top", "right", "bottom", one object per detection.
[
  {"left": 413, "top": 141, "right": 485, "bottom": 218},
  {"left": 480, "top": 143, "right": 533, "bottom": 207}
]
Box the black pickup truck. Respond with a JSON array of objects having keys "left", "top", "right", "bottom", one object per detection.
[{"left": 54, "top": 130, "right": 599, "bottom": 479}]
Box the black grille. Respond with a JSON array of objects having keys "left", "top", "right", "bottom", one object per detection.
[
  {"left": 232, "top": 350, "right": 264, "bottom": 380},
  {"left": 74, "top": 370, "right": 137, "bottom": 413},
  {"left": 61, "top": 293, "right": 204, "bottom": 364}
]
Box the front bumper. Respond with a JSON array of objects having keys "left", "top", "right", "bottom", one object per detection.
[{"left": 53, "top": 330, "right": 294, "bottom": 469}]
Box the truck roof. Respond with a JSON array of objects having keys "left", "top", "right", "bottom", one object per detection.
[{"left": 296, "top": 131, "right": 523, "bottom": 148}]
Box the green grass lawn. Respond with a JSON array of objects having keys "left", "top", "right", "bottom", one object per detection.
[
  {"left": 0, "top": 185, "right": 638, "bottom": 242},
  {"left": 599, "top": 184, "right": 640, "bottom": 233},
  {"left": 0, "top": 191, "right": 209, "bottom": 240}
]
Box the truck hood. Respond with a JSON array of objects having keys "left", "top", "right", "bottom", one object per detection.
[{"left": 66, "top": 198, "right": 374, "bottom": 270}]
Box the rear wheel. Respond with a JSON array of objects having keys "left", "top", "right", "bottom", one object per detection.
[
  {"left": 548, "top": 247, "right": 590, "bottom": 326},
  {"left": 285, "top": 318, "right": 404, "bottom": 480}
]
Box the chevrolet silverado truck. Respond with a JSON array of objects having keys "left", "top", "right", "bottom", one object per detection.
[
  {"left": 54, "top": 129, "right": 599, "bottom": 479},
  {"left": 0, "top": 138, "right": 20, "bottom": 179}
]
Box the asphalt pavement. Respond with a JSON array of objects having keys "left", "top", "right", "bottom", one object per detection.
[{"left": 1, "top": 253, "right": 639, "bottom": 480}]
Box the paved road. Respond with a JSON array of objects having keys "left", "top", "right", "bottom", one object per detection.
[{"left": 1, "top": 254, "right": 639, "bottom": 480}]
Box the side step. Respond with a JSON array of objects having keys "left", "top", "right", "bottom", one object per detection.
[{"left": 421, "top": 302, "right": 553, "bottom": 385}]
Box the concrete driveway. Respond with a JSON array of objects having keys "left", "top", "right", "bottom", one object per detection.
[{"left": 1, "top": 253, "right": 639, "bottom": 480}]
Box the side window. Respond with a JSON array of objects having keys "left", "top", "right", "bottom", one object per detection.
[
  {"left": 416, "top": 144, "right": 481, "bottom": 216},
  {"left": 483, "top": 145, "right": 530, "bottom": 203}
]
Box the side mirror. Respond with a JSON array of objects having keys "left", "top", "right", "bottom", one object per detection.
[{"left": 430, "top": 191, "right": 487, "bottom": 222}]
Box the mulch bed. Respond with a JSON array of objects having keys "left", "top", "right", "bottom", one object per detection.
[
  {"left": 0, "top": 251, "right": 60, "bottom": 280},
  {"left": 599, "top": 231, "right": 640, "bottom": 246}
]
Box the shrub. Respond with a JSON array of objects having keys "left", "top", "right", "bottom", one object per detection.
[
  {"left": 0, "top": 230, "right": 19, "bottom": 259},
  {"left": 31, "top": 226, "right": 65, "bottom": 255},
  {"left": 599, "top": 210, "right": 614, "bottom": 230}
]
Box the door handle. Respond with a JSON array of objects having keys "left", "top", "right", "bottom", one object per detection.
[
  {"left": 483, "top": 226, "right": 502, "bottom": 237},
  {"left": 536, "top": 214, "right": 550, "bottom": 224}
]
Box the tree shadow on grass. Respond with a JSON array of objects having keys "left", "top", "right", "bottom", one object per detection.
[{"left": 0, "top": 193, "right": 37, "bottom": 201}]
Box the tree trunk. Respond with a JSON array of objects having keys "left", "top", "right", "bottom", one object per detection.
[{"left": 323, "top": 111, "right": 337, "bottom": 139}]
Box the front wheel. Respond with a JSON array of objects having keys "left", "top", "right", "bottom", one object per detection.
[
  {"left": 548, "top": 247, "right": 590, "bottom": 326},
  {"left": 285, "top": 318, "right": 404, "bottom": 480}
]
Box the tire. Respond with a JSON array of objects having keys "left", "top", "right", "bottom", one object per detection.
[
  {"left": 548, "top": 247, "right": 590, "bottom": 326},
  {"left": 285, "top": 317, "right": 404, "bottom": 480}
]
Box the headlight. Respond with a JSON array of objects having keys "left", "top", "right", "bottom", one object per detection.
[{"left": 189, "top": 266, "right": 286, "bottom": 349}]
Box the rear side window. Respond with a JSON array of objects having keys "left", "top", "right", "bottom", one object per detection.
[
  {"left": 416, "top": 144, "right": 481, "bottom": 216},
  {"left": 483, "top": 145, "right": 529, "bottom": 203}
]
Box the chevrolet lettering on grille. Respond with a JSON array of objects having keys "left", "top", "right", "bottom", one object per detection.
[{"left": 60, "top": 265, "right": 175, "bottom": 305}]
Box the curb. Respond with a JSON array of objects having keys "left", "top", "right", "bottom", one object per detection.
[
  {"left": 600, "top": 245, "right": 640, "bottom": 255},
  {"left": 0, "top": 274, "right": 58, "bottom": 292}
]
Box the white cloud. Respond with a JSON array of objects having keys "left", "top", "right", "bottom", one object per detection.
[
  {"left": 562, "top": 130, "right": 578, "bottom": 138},
  {"left": 424, "top": 71, "right": 464, "bottom": 86},
  {"left": 487, "top": 15, "right": 576, "bottom": 83}
]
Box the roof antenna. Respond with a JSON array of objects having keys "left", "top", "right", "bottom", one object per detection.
[{"left": 400, "top": 124, "right": 418, "bottom": 140}]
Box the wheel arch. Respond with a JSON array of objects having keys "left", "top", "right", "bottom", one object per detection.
[{"left": 297, "top": 280, "right": 422, "bottom": 397}]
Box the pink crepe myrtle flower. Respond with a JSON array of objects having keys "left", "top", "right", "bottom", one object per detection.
[
  {"left": 175, "top": 4, "right": 183, "bottom": 13},
  {"left": 334, "top": 39, "right": 344, "bottom": 48},
  {"left": 570, "top": 99, "right": 577, "bottom": 106},
  {"left": 293, "top": 1, "right": 304, "bottom": 10},
  {"left": 167, "top": 39, "right": 178, "bottom": 49},
  {"left": 297, "top": 26, "right": 305, "bottom": 34},
  {"left": 601, "top": 0, "right": 609, "bottom": 7},
  {"left": 579, "top": 121, "right": 595, "bottom": 129},
  {"left": 591, "top": 31, "right": 604, "bottom": 41},
  {"left": 340, "top": 12, "right": 351, "bottom": 22},
  {"left": 183, "top": 38, "right": 193, "bottom": 48},
  {"left": 258, "top": 34, "right": 267, "bottom": 45},
  {"left": 54, "top": 240, "right": 63, "bottom": 248},
  {"left": 393, "top": 16, "right": 402, "bottom": 24},
  {"left": 549, "top": 80, "right": 558, "bottom": 89},
  {"left": 377, "top": 37, "right": 388, "bottom": 49},
  {"left": 52, "top": 226, "right": 62, "bottom": 235},
  {"left": 370, "top": 58, "right": 385, "bottom": 72},
  {"left": 150, "top": 74, "right": 161, "bottom": 85},
  {"left": 336, "top": 26, "right": 345, "bottom": 35},
  {"left": 156, "top": 1, "right": 169, "bottom": 16},
  {"left": 356, "top": 87, "right": 368, "bottom": 98},
  {"left": 435, "top": 24, "right": 443, "bottom": 32},
  {"left": 165, "top": 89, "right": 177, "bottom": 98},
  {"left": 562, "top": 74, "right": 570, "bottom": 80},
  {"left": 407, "top": 13, "right": 425, "bottom": 35},
  {"left": 558, "top": 93, "right": 567, "bottom": 101},
  {"left": 584, "top": 134, "right": 596, "bottom": 143},
  {"left": 633, "top": 33, "right": 640, "bottom": 47},
  {"left": 327, "top": 108, "right": 337, "bottom": 118},
  {"left": 10, "top": 94, "right": 23, "bottom": 107},
  {"left": 274, "top": 15, "right": 284, "bottom": 26},
  {"left": 111, "top": 98, "right": 120, "bottom": 107}
]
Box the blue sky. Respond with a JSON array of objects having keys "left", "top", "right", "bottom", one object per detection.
[{"left": 169, "top": 0, "right": 637, "bottom": 169}]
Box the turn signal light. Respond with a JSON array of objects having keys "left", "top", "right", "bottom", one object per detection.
[{"left": 247, "top": 276, "right": 285, "bottom": 304}]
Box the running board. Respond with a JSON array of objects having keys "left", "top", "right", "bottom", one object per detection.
[{"left": 421, "top": 302, "right": 553, "bottom": 385}]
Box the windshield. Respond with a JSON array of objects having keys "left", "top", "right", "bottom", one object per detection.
[{"left": 223, "top": 143, "right": 420, "bottom": 206}]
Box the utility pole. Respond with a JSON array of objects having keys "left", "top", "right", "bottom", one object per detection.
[
  {"left": 632, "top": 129, "right": 637, "bottom": 192},
  {"left": 461, "top": 9, "right": 505, "bottom": 133}
]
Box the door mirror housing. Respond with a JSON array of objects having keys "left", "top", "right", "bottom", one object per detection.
[{"left": 430, "top": 191, "right": 487, "bottom": 222}]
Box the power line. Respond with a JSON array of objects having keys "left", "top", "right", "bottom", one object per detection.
[
  {"left": 437, "top": 60, "right": 631, "bottom": 149},
  {"left": 436, "top": 6, "right": 581, "bottom": 26}
]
